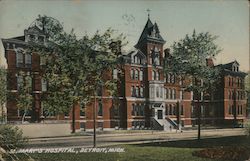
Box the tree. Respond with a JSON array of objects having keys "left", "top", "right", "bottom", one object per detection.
[
  {"left": 15, "top": 71, "right": 33, "bottom": 123},
  {"left": 30, "top": 15, "right": 125, "bottom": 136},
  {"left": 164, "top": 30, "right": 221, "bottom": 140},
  {"left": 0, "top": 67, "right": 6, "bottom": 123}
]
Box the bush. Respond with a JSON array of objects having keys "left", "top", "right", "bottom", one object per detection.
[
  {"left": 244, "top": 120, "right": 250, "bottom": 138},
  {"left": 0, "top": 125, "right": 27, "bottom": 150}
]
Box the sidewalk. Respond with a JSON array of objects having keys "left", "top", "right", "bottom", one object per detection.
[{"left": 28, "top": 128, "right": 244, "bottom": 141}]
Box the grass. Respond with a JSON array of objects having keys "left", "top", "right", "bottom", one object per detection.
[{"left": 5, "top": 136, "right": 250, "bottom": 161}]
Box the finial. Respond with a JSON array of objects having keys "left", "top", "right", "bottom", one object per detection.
[{"left": 147, "top": 9, "right": 151, "bottom": 19}]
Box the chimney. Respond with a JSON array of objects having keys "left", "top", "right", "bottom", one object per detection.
[{"left": 206, "top": 58, "right": 214, "bottom": 67}]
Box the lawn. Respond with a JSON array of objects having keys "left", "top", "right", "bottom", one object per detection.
[{"left": 5, "top": 136, "right": 250, "bottom": 161}]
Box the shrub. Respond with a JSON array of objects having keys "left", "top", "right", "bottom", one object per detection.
[
  {"left": 0, "top": 125, "right": 27, "bottom": 150},
  {"left": 244, "top": 120, "right": 250, "bottom": 138}
]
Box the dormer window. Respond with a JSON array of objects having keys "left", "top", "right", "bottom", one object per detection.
[
  {"left": 29, "top": 34, "right": 35, "bottom": 41},
  {"left": 232, "top": 63, "right": 239, "bottom": 72},
  {"left": 38, "top": 36, "right": 45, "bottom": 43}
]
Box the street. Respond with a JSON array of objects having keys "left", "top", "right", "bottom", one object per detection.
[{"left": 27, "top": 128, "right": 245, "bottom": 148}]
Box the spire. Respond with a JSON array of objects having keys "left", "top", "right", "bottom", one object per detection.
[
  {"left": 134, "top": 10, "right": 165, "bottom": 48},
  {"left": 147, "top": 9, "right": 151, "bottom": 19}
]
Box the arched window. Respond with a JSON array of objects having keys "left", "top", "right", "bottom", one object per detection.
[
  {"left": 130, "top": 69, "right": 134, "bottom": 80},
  {"left": 16, "top": 49, "right": 24, "bottom": 67},
  {"left": 139, "top": 70, "right": 143, "bottom": 81},
  {"left": 156, "top": 71, "right": 159, "bottom": 80},
  {"left": 25, "top": 53, "right": 32, "bottom": 67},
  {"left": 152, "top": 71, "right": 156, "bottom": 80}
]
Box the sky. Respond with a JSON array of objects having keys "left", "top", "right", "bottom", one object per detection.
[{"left": 0, "top": 0, "right": 249, "bottom": 71}]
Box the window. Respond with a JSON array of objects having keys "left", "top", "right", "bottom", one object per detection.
[
  {"left": 26, "top": 76, "right": 32, "bottom": 91},
  {"left": 140, "top": 87, "right": 144, "bottom": 97},
  {"left": 228, "top": 91, "right": 231, "bottom": 99},
  {"left": 160, "top": 87, "right": 163, "bottom": 98},
  {"left": 165, "top": 105, "right": 168, "bottom": 115},
  {"left": 139, "top": 70, "right": 143, "bottom": 81},
  {"left": 134, "top": 56, "right": 138, "bottom": 64},
  {"left": 130, "top": 69, "right": 134, "bottom": 80},
  {"left": 113, "top": 69, "right": 118, "bottom": 79},
  {"left": 135, "top": 70, "right": 139, "bottom": 80},
  {"left": 172, "top": 89, "right": 176, "bottom": 99},
  {"left": 191, "top": 106, "right": 195, "bottom": 116},
  {"left": 80, "top": 101, "right": 85, "bottom": 116},
  {"left": 16, "top": 50, "right": 23, "bottom": 67},
  {"left": 17, "top": 75, "right": 23, "bottom": 90},
  {"left": 150, "top": 87, "right": 155, "bottom": 98},
  {"left": 29, "top": 34, "right": 35, "bottom": 41},
  {"left": 229, "top": 105, "right": 233, "bottom": 115},
  {"left": 38, "top": 36, "right": 44, "bottom": 43},
  {"left": 165, "top": 88, "right": 169, "bottom": 99},
  {"left": 152, "top": 71, "right": 156, "bottom": 80},
  {"left": 171, "top": 74, "right": 175, "bottom": 83},
  {"left": 156, "top": 71, "right": 159, "bottom": 80},
  {"left": 135, "top": 86, "right": 139, "bottom": 97},
  {"left": 181, "top": 105, "right": 184, "bottom": 115},
  {"left": 98, "top": 100, "right": 103, "bottom": 116},
  {"left": 167, "top": 73, "right": 171, "bottom": 83},
  {"left": 156, "top": 87, "right": 159, "bottom": 98},
  {"left": 41, "top": 78, "right": 47, "bottom": 92},
  {"left": 25, "top": 54, "right": 32, "bottom": 67},
  {"left": 169, "top": 89, "right": 172, "bottom": 99},
  {"left": 169, "top": 104, "right": 173, "bottom": 115},
  {"left": 141, "top": 104, "right": 144, "bottom": 116},
  {"left": 131, "top": 86, "right": 135, "bottom": 97},
  {"left": 132, "top": 104, "right": 135, "bottom": 116},
  {"left": 228, "top": 77, "right": 231, "bottom": 86},
  {"left": 40, "top": 56, "right": 46, "bottom": 66}
]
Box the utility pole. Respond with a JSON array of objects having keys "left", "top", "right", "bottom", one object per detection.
[{"left": 93, "top": 92, "right": 96, "bottom": 148}]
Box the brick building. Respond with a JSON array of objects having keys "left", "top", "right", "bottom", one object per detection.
[{"left": 1, "top": 17, "right": 247, "bottom": 131}]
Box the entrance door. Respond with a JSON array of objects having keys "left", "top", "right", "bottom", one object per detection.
[{"left": 157, "top": 110, "right": 163, "bottom": 119}]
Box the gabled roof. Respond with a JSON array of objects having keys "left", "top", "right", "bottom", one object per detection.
[
  {"left": 135, "top": 18, "right": 165, "bottom": 47},
  {"left": 216, "top": 60, "right": 246, "bottom": 77},
  {"left": 221, "top": 60, "right": 239, "bottom": 70},
  {"left": 127, "top": 48, "right": 146, "bottom": 59},
  {"left": 25, "top": 25, "right": 45, "bottom": 35}
]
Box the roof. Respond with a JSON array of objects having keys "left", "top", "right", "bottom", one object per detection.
[
  {"left": 220, "top": 60, "right": 239, "bottom": 70},
  {"left": 135, "top": 18, "right": 165, "bottom": 47},
  {"left": 216, "top": 60, "right": 247, "bottom": 77}
]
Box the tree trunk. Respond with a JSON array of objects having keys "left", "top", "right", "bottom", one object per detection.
[
  {"left": 176, "top": 101, "right": 180, "bottom": 130},
  {"left": 71, "top": 103, "right": 76, "bottom": 133},
  {"left": 197, "top": 98, "right": 201, "bottom": 140},
  {"left": 22, "top": 112, "right": 26, "bottom": 124}
]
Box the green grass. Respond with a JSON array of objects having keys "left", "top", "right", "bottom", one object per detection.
[
  {"left": 13, "top": 146, "right": 220, "bottom": 161},
  {"left": 5, "top": 136, "right": 250, "bottom": 161}
]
